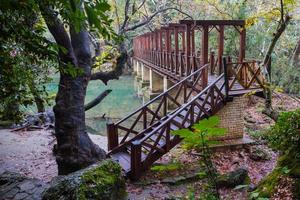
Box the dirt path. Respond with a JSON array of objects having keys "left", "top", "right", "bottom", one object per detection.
[{"left": 0, "top": 129, "right": 108, "bottom": 183}]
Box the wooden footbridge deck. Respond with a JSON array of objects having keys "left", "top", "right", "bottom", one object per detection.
[{"left": 106, "top": 20, "right": 265, "bottom": 180}]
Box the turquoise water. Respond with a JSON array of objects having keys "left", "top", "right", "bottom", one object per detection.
[{"left": 46, "top": 74, "right": 143, "bottom": 135}]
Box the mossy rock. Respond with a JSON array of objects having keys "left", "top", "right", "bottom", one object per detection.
[
  {"left": 42, "top": 159, "right": 126, "bottom": 200},
  {"left": 251, "top": 168, "right": 281, "bottom": 198},
  {"left": 249, "top": 146, "right": 271, "bottom": 161},
  {"left": 251, "top": 153, "right": 300, "bottom": 198},
  {"left": 216, "top": 167, "right": 249, "bottom": 188}
]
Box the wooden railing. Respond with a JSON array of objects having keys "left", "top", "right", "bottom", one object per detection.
[
  {"left": 107, "top": 64, "right": 210, "bottom": 153},
  {"left": 109, "top": 49, "right": 265, "bottom": 179},
  {"left": 134, "top": 50, "right": 205, "bottom": 78},
  {"left": 108, "top": 70, "right": 226, "bottom": 179},
  {"left": 227, "top": 60, "right": 265, "bottom": 91}
]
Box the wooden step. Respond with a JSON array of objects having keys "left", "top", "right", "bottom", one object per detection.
[
  {"left": 173, "top": 115, "right": 191, "bottom": 128},
  {"left": 110, "top": 151, "right": 131, "bottom": 173}
]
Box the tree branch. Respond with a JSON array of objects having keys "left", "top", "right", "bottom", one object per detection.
[
  {"left": 90, "top": 50, "right": 127, "bottom": 84},
  {"left": 124, "top": 7, "right": 193, "bottom": 32},
  {"left": 38, "top": 4, "right": 77, "bottom": 65},
  {"left": 84, "top": 89, "right": 112, "bottom": 111},
  {"left": 119, "top": 0, "right": 131, "bottom": 33}
]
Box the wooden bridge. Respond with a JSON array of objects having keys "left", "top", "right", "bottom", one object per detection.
[{"left": 106, "top": 20, "right": 265, "bottom": 180}]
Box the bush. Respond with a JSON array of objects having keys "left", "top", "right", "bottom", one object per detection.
[
  {"left": 267, "top": 109, "right": 300, "bottom": 154},
  {"left": 251, "top": 109, "right": 300, "bottom": 199}
]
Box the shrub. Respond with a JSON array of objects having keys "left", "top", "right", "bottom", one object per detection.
[{"left": 267, "top": 109, "right": 300, "bottom": 154}]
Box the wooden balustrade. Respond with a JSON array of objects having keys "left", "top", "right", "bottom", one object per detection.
[
  {"left": 228, "top": 61, "right": 265, "bottom": 92},
  {"left": 107, "top": 64, "right": 209, "bottom": 154}
]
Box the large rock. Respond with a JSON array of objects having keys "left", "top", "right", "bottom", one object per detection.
[
  {"left": 42, "top": 159, "right": 126, "bottom": 200},
  {"left": 0, "top": 171, "right": 49, "bottom": 200},
  {"left": 216, "top": 167, "right": 249, "bottom": 188}
]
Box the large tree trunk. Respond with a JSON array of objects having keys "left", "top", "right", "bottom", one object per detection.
[
  {"left": 40, "top": 5, "right": 106, "bottom": 175},
  {"left": 54, "top": 74, "right": 106, "bottom": 175},
  {"left": 53, "top": 30, "right": 106, "bottom": 175}
]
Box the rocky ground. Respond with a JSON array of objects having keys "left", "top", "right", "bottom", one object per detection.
[
  {"left": 126, "top": 93, "right": 300, "bottom": 200},
  {"left": 0, "top": 93, "right": 299, "bottom": 199}
]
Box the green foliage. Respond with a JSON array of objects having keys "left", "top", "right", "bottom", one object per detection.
[
  {"left": 0, "top": 5, "right": 57, "bottom": 121},
  {"left": 252, "top": 109, "right": 300, "bottom": 199},
  {"left": 172, "top": 116, "right": 227, "bottom": 199},
  {"left": 0, "top": 0, "right": 120, "bottom": 121},
  {"left": 172, "top": 116, "right": 227, "bottom": 150},
  {"left": 267, "top": 109, "right": 300, "bottom": 153},
  {"left": 77, "top": 160, "right": 126, "bottom": 200},
  {"left": 151, "top": 162, "right": 182, "bottom": 172}
]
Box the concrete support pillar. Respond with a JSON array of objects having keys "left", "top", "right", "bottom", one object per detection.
[
  {"left": 141, "top": 64, "right": 150, "bottom": 87},
  {"left": 133, "top": 59, "right": 137, "bottom": 74},
  {"left": 164, "top": 78, "right": 180, "bottom": 110},
  {"left": 150, "top": 69, "right": 164, "bottom": 94},
  {"left": 136, "top": 61, "right": 141, "bottom": 77}
]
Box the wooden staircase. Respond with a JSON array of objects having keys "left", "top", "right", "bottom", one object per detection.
[
  {"left": 106, "top": 58, "right": 265, "bottom": 180},
  {"left": 107, "top": 64, "right": 229, "bottom": 179}
]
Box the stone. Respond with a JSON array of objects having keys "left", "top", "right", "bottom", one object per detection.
[
  {"left": 14, "top": 192, "right": 29, "bottom": 200},
  {"left": 244, "top": 116, "right": 256, "bottom": 124},
  {"left": 249, "top": 146, "right": 271, "bottom": 161},
  {"left": 19, "top": 181, "right": 36, "bottom": 192},
  {"left": 0, "top": 171, "right": 49, "bottom": 200},
  {"left": 216, "top": 167, "right": 249, "bottom": 188},
  {"left": 2, "top": 188, "right": 19, "bottom": 199},
  {"left": 42, "top": 159, "right": 126, "bottom": 200}
]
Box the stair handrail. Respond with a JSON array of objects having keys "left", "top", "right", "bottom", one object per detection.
[
  {"left": 138, "top": 73, "right": 225, "bottom": 143},
  {"left": 115, "top": 63, "right": 209, "bottom": 126}
]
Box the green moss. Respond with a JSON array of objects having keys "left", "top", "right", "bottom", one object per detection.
[
  {"left": 151, "top": 162, "right": 182, "bottom": 172},
  {"left": 293, "top": 178, "right": 300, "bottom": 199},
  {"left": 77, "top": 160, "right": 126, "bottom": 200},
  {"left": 252, "top": 153, "right": 300, "bottom": 199},
  {"left": 252, "top": 168, "right": 281, "bottom": 198}
]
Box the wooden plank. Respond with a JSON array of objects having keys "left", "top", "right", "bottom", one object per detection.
[{"left": 110, "top": 152, "right": 131, "bottom": 172}]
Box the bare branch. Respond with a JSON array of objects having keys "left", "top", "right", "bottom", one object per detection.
[
  {"left": 119, "top": 0, "right": 131, "bottom": 33},
  {"left": 84, "top": 90, "right": 112, "bottom": 111},
  {"left": 125, "top": 7, "right": 193, "bottom": 32}
]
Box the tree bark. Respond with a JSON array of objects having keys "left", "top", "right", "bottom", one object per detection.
[
  {"left": 262, "top": 14, "right": 290, "bottom": 121},
  {"left": 40, "top": 5, "right": 106, "bottom": 175}
]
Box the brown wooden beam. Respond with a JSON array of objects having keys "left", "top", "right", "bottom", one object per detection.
[
  {"left": 218, "top": 25, "right": 224, "bottom": 75},
  {"left": 201, "top": 25, "right": 209, "bottom": 87},
  {"left": 185, "top": 24, "right": 191, "bottom": 75},
  {"left": 174, "top": 27, "right": 179, "bottom": 74},
  {"left": 239, "top": 27, "right": 246, "bottom": 62},
  {"left": 180, "top": 20, "right": 245, "bottom": 26}
]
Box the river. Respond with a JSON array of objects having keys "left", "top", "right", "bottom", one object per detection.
[{"left": 45, "top": 74, "right": 143, "bottom": 136}]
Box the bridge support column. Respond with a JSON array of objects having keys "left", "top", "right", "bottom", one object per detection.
[
  {"left": 164, "top": 78, "right": 178, "bottom": 110},
  {"left": 149, "top": 69, "right": 164, "bottom": 98},
  {"left": 136, "top": 61, "right": 142, "bottom": 79},
  {"left": 141, "top": 64, "right": 150, "bottom": 87},
  {"left": 133, "top": 59, "right": 137, "bottom": 75},
  {"left": 214, "top": 96, "right": 248, "bottom": 141}
]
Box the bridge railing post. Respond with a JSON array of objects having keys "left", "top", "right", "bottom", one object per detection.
[
  {"left": 107, "top": 121, "right": 118, "bottom": 151},
  {"left": 210, "top": 51, "right": 215, "bottom": 74},
  {"left": 130, "top": 140, "right": 142, "bottom": 180},
  {"left": 223, "top": 57, "right": 229, "bottom": 101}
]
